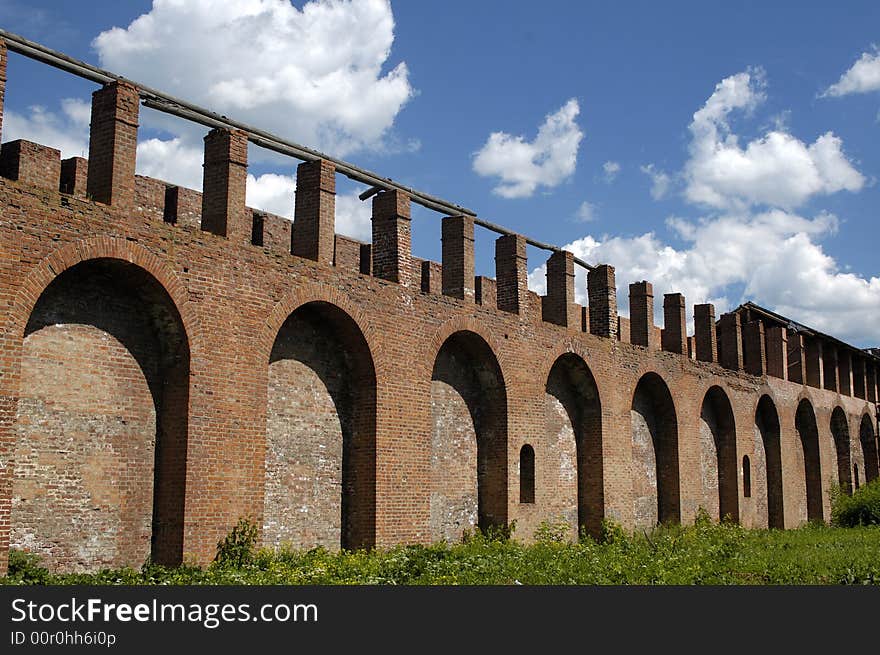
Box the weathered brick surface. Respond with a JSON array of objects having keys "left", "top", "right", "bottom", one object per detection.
[
  {"left": 1, "top": 74, "right": 879, "bottom": 576},
  {"left": 0, "top": 141, "right": 61, "bottom": 190}
]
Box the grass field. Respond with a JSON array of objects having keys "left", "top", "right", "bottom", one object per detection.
[{"left": 3, "top": 516, "right": 879, "bottom": 585}]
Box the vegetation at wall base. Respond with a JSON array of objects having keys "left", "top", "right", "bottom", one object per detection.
[
  {"left": 830, "top": 477, "right": 880, "bottom": 527},
  {"left": 4, "top": 513, "right": 880, "bottom": 585}
]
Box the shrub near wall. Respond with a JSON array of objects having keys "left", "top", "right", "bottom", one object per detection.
[
  {"left": 831, "top": 478, "right": 880, "bottom": 527},
  {"left": 3, "top": 519, "right": 880, "bottom": 585}
]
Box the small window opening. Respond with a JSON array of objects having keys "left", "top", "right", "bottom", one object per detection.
[
  {"left": 854, "top": 464, "right": 860, "bottom": 490},
  {"left": 251, "top": 212, "right": 265, "bottom": 247},
  {"left": 743, "top": 455, "right": 751, "bottom": 498},
  {"left": 519, "top": 444, "right": 535, "bottom": 504}
]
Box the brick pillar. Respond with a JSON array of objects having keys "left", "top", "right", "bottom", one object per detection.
[
  {"left": 661, "top": 293, "right": 687, "bottom": 354},
  {"left": 718, "top": 312, "right": 743, "bottom": 371},
  {"left": 694, "top": 303, "right": 717, "bottom": 363},
  {"left": 371, "top": 190, "right": 412, "bottom": 286},
  {"left": 588, "top": 264, "right": 617, "bottom": 339},
  {"left": 823, "top": 346, "right": 838, "bottom": 393},
  {"left": 629, "top": 281, "right": 654, "bottom": 347},
  {"left": 0, "top": 42, "right": 6, "bottom": 144},
  {"left": 201, "top": 128, "right": 249, "bottom": 244},
  {"left": 291, "top": 159, "right": 336, "bottom": 264},
  {"left": 544, "top": 250, "right": 576, "bottom": 327},
  {"left": 766, "top": 326, "right": 788, "bottom": 380},
  {"left": 60, "top": 157, "right": 88, "bottom": 196},
  {"left": 743, "top": 321, "right": 767, "bottom": 376},
  {"left": 804, "top": 338, "right": 822, "bottom": 389},
  {"left": 441, "top": 215, "right": 475, "bottom": 301},
  {"left": 495, "top": 234, "right": 529, "bottom": 315},
  {"left": 87, "top": 81, "right": 139, "bottom": 209},
  {"left": 788, "top": 331, "right": 806, "bottom": 384},
  {"left": 838, "top": 349, "right": 852, "bottom": 396}
]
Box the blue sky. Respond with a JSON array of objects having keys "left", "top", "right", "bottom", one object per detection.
[{"left": 2, "top": 1, "right": 879, "bottom": 344}]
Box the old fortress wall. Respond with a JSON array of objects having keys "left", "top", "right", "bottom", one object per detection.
[{"left": 0, "top": 40, "right": 878, "bottom": 573}]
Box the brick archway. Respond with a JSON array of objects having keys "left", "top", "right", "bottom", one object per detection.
[{"left": 8, "top": 241, "right": 196, "bottom": 570}]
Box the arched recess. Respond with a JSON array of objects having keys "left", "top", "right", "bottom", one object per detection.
[
  {"left": 544, "top": 353, "right": 603, "bottom": 538},
  {"left": 264, "top": 301, "right": 376, "bottom": 551},
  {"left": 755, "top": 395, "right": 784, "bottom": 529},
  {"left": 631, "top": 372, "right": 680, "bottom": 528},
  {"left": 12, "top": 258, "right": 190, "bottom": 571},
  {"left": 860, "top": 414, "right": 879, "bottom": 483},
  {"left": 699, "top": 386, "right": 739, "bottom": 523},
  {"left": 795, "top": 399, "right": 823, "bottom": 523},
  {"left": 430, "top": 330, "right": 507, "bottom": 541},
  {"left": 830, "top": 407, "right": 852, "bottom": 494}
]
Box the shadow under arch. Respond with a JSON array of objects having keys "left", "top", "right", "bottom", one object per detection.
[
  {"left": 13, "top": 258, "right": 190, "bottom": 571},
  {"left": 631, "top": 372, "right": 680, "bottom": 528},
  {"left": 830, "top": 407, "right": 852, "bottom": 494},
  {"left": 699, "top": 386, "right": 739, "bottom": 523},
  {"left": 755, "top": 395, "right": 784, "bottom": 529},
  {"left": 544, "top": 352, "right": 604, "bottom": 538},
  {"left": 795, "top": 399, "right": 823, "bottom": 523},
  {"left": 860, "top": 414, "right": 879, "bottom": 483},
  {"left": 264, "top": 301, "right": 377, "bottom": 551},
  {"left": 430, "top": 330, "right": 508, "bottom": 540}
]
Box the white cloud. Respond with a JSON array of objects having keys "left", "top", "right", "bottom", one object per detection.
[
  {"left": 528, "top": 69, "right": 879, "bottom": 344},
  {"left": 527, "top": 209, "right": 880, "bottom": 344},
  {"left": 334, "top": 192, "right": 373, "bottom": 242},
  {"left": 574, "top": 201, "right": 597, "bottom": 222},
  {"left": 472, "top": 99, "right": 583, "bottom": 198},
  {"left": 136, "top": 137, "right": 205, "bottom": 189},
  {"left": 685, "top": 69, "right": 864, "bottom": 210},
  {"left": 640, "top": 164, "right": 671, "bottom": 200},
  {"left": 602, "top": 160, "right": 621, "bottom": 182},
  {"left": 244, "top": 171, "right": 371, "bottom": 241},
  {"left": 4, "top": 100, "right": 372, "bottom": 241},
  {"left": 92, "top": 0, "right": 413, "bottom": 157},
  {"left": 3, "top": 102, "right": 89, "bottom": 158},
  {"left": 823, "top": 47, "right": 880, "bottom": 97}
]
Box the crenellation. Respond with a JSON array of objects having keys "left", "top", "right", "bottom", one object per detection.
[
  {"left": 495, "top": 234, "right": 529, "bottom": 315},
  {"left": 629, "top": 281, "right": 654, "bottom": 348},
  {"left": 441, "top": 215, "right": 475, "bottom": 302},
  {"left": 694, "top": 303, "right": 717, "bottom": 363},
  {"left": 544, "top": 250, "right": 577, "bottom": 328},
  {"left": 292, "top": 159, "right": 335, "bottom": 264},
  {"left": 86, "top": 81, "right": 139, "bottom": 210},
  {"left": 661, "top": 292, "right": 687, "bottom": 355},
  {"left": 475, "top": 276, "right": 496, "bottom": 309},
  {"left": 60, "top": 157, "right": 88, "bottom": 196},
  {"left": 201, "top": 127, "right": 249, "bottom": 244},
  {"left": 587, "top": 264, "right": 617, "bottom": 339},
  {"left": 0, "top": 140, "right": 61, "bottom": 191}
]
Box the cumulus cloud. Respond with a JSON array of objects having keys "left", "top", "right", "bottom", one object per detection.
[
  {"left": 640, "top": 164, "right": 671, "bottom": 200},
  {"left": 92, "top": 0, "right": 413, "bottom": 157},
  {"left": 3, "top": 101, "right": 90, "bottom": 158},
  {"left": 602, "top": 160, "right": 620, "bottom": 183},
  {"left": 472, "top": 99, "right": 583, "bottom": 198},
  {"left": 685, "top": 69, "right": 864, "bottom": 210},
  {"left": 823, "top": 47, "right": 880, "bottom": 97},
  {"left": 6, "top": 100, "right": 372, "bottom": 242},
  {"left": 529, "top": 69, "right": 878, "bottom": 344},
  {"left": 527, "top": 209, "right": 880, "bottom": 344}
]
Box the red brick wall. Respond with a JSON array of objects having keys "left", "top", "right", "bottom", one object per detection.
[{"left": 1, "top": 101, "right": 879, "bottom": 574}]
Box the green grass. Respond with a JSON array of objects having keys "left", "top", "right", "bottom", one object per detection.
[{"left": 4, "top": 518, "right": 880, "bottom": 585}]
